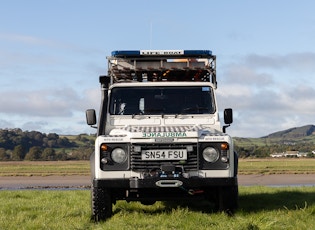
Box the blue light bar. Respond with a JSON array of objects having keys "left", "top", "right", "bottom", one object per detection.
[
  {"left": 111, "top": 50, "right": 213, "bottom": 58},
  {"left": 111, "top": 50, "right": 140, "bottom": 56},
  {"left": 184, "top": 50, "right": 212, "bottom": 56}
]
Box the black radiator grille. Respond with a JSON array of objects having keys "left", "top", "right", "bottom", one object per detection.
[{"left": 130, "top": 144, "right": 198, "bottom": 172}]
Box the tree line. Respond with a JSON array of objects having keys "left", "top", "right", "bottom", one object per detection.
[
  {"left": 0, "top": 129, "right": 94, "bottom": 161},
  {"left": 1, "top": 128, "right": 314, "bottom": 161}
]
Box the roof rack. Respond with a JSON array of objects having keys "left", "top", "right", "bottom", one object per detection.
[{"left": 107, "top": 50, "right": 217, "bottom": 87}]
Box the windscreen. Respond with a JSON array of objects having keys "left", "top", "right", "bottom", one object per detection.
[{"left": 109, "top": 86, "right": 215, "bottom": 115}]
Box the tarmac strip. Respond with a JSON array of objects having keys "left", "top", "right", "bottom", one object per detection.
[{"left": 0, "top": 174, "right": 315, "bottom": 189}]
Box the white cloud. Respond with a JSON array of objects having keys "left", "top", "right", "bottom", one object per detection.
[
  {"left": 0, "top": 33, "right": 56, "bottom": 46},
  {"left": 217, "top": 53, "right": 315, "bottom": 137},
  {"left": 21, "top": 121, "right": 49, "bottom": 131},
  {"left": 245, "top": 52, "right": 315, "bottom": 72},
  {"left": 0, "top": 84, "right": 101, "bottom": 134},
  {"left": 221, "top": 64, "right": 274, "bottom": 86},
  {"left": 0, "top": 87, "right": 99, "bottom": 117}
]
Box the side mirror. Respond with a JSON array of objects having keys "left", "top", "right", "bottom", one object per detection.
[
  {"left": 86, "top": 109, "right": 97, "bottom": 126},
  {"left": 223, "top": 108, "right": 233, "bottom": 133},
  {"left": 224, "top": 108, "right": 233, "bottom": 124}
]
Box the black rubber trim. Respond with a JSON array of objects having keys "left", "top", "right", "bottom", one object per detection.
[{"left": 93, "top": 177, "right": 238, "bottom": 188}]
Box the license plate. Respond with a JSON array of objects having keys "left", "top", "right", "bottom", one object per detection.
[{"left": 141, "top": 149, "right": 187, "bottom": 161}]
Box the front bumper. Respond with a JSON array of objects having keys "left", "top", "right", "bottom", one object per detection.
[{"left": 93, "top": 176, "right": 238, "bottom": 189}]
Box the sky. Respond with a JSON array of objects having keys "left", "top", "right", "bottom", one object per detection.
[{"left": 1, "top": 0, "right": 315, "bottom": 138}]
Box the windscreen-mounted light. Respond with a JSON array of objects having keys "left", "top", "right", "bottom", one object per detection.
[{"left": 111, "top": 50, "right": 213, "bottom": 58}]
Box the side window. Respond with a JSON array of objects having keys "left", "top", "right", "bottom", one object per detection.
[
  {"left": 110, "top": 88, "right": 147, "bottom": 115},
  {"left": 109, "top": 89, "right": 125, "bottom": 115}
]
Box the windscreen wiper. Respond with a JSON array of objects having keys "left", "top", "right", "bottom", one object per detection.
[{"left": 181, "top": 107, "right": 210, "bottom": 114}]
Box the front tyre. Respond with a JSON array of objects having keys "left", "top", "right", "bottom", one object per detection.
[
  {"left": 91, "top": 187, "right": 112, "bottom": 222},
  {"left": 216, "top": 185, "right": 238, "bottom": 214}
]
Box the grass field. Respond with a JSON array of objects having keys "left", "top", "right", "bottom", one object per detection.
[
  {"left": 0, "top": 158, "right": 315, "bottom": 176},
  {"left": 0, "top": 161, "right": 89, "bottom": 176},
  {"left": 239, "top": 158, "right": 315, "bottom": 175},
  {"left": 0, "top": 186, "right": 314, "bottom": 229},
  {"left": 0, "top": 159, "right": 315, "bottom": 229}
]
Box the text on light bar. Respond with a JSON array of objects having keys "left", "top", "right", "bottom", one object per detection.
[{"left": 140, "top": 50, "right": 184, "bottom": 55}]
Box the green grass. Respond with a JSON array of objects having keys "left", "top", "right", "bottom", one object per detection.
[
  {"left": 0, "top": 161, "right": 89, "bottom": 176},
  {"left": 239, "top": 158, "right": 315, "bottom": 174},
  {"left": 0, "top": 187, "right": 314, "bottom": 229}
]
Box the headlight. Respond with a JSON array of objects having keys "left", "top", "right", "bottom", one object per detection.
[
  {"left": 111, "top": 148, "right": 127, "bottom": 163},
  {"left": 202, "top": 147, "right": 219, "bottom": 163}
]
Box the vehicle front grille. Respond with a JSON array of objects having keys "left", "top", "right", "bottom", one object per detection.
[{"left": 130, "top": 144, "right": 198, "bottom": 172}]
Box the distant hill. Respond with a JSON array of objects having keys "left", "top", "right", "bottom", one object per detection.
[
  {"left": 263, "top": 124, "right": 315, "bottom": 139},
  {"left": 234, "top": 124, "right": 315, "bottom": 158}
]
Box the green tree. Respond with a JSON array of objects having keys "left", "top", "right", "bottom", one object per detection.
[
  {"left": 69, "top": 147, "right": 92, "bottom": 160},
  {"left": 0, "top": 148, "right": 8, "bottom": 160},
  {"left": 48, "top": 133, "right": 59, "bottom": 140},
  {"left": 41, "top": 148, "right": 56, "bottom": 160},
  {"left": 25, "top": 146, "right": 42, "bottom": 161},
  {"left": 56, "top": 149, "right": 67, "bottom": 160},
  {"left": 11, "top": 145, "right": 26, "bottom": 160}
]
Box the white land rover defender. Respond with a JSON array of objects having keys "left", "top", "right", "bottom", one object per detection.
[{"left": 86, "top": 50, "right": 238, "bottom": 221}]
